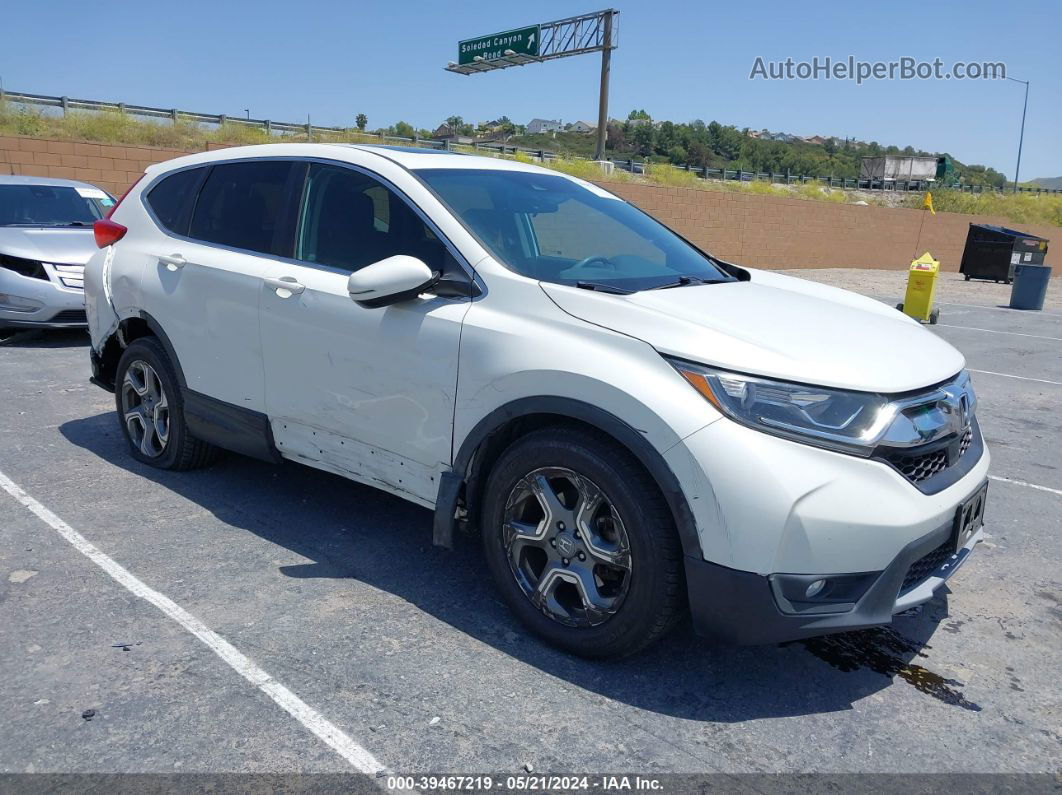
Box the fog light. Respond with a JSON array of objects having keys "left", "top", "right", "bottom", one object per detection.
[{"left": 805, "top": 579, "right": 827, "bottom": 599}]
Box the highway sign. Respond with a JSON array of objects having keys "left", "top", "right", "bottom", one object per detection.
[{"left": 458, "top": 25, "right": 540, "bottom": 65}]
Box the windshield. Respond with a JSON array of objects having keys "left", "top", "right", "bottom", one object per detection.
[
  {"left": 0, "top": 184, "right": 114, "bottom": 227},
  {"left": 415, "top": 168, "right": 734, "bottom": 291}
]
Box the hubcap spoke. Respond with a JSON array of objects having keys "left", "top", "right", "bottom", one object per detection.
[
  {"left": 529, "top": 473, "right": 567, "bottom": 527},
  {"left": 123, "top": 364, "right": 149, "bottom": 397},
  {"left": 568, "top": 563, "right": 616, "bottom": 622},
  {"left": 504, "top": 518, "right": 547, "bottom": 559}
]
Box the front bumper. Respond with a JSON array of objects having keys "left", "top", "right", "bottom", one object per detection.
[
  {"left": 685, "top": 516, "right": 983, "bottom": 645},
  {"left": 0, "top": 268, "right": 86, "bottom": 328},
  {"left": 663, "top": 403, "right": 990, "bottom": 644}
]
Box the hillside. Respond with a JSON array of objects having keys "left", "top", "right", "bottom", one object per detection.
[
  {"left": 509, "top": 117, "right": 1010, "bottom": 188},
  {"left": 1032, "top": 176, "right": 1062, "bottom": 190}
]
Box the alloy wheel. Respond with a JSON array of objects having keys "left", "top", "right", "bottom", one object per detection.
[
  {"left": 502, "top": 466, "right": 632, "bottom": 627},
  {"left": 121, "top": 360, "right": 170, "bottom": 458}
]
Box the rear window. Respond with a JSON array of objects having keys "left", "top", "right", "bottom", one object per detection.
[
  {"left": 145, "top": 167, "right": 206, "bottom": 235},
  {"left": 188, "top": 161, "right": 295, "bottom": 255},
  {"left": 0, "top": 184, "right": 113, "bottom": 227}
]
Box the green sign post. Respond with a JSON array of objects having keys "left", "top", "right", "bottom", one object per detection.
[{"left": 458, "top": 25, "right": 540, "bottom": 65}]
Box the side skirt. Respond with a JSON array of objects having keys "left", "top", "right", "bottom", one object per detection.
[{"left": 183, "top": 390, "right": 282, "bottom": 464}]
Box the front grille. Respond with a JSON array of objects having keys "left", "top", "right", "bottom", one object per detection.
[
  {"left": 50, "top": 310, "right": 87, "bottom": 325},
  {"left": 887, "top": 447, "right": 948, "bottom": 482},
  {"left": 885, "top": 427, "right": 973, "bottom": 484},
  {"left": 900, "top": 539, "right": 954, "bottom": 593},
  {"left": 0, "top": 253, "right": 48, "bottom": 280}
]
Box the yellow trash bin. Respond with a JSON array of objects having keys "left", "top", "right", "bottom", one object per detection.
[{"left": 898, "top": 252, "right": 941, "bottom": 324}]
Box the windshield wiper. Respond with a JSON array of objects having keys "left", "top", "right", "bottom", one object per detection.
[
  {"left": 575, "top": 281, "right": 634, "bottom": 295},
  {"left": 647, "top": 276, "right": 729, "bottom": 290}
]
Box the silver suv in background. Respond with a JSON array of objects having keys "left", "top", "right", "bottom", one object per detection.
[{"left": 0, "top": 175, "right": 115, "bottom": 335}]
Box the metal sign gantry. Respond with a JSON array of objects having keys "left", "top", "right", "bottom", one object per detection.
[{"left": 445, "top": 9, "right": 619, "bottom": 160}]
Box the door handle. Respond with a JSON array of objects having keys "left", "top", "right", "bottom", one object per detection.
[
  {"left": 157, "top": 253, "right": 186, "bottom": 272},
  {"left": 265, "top": 276, "right": 305, "bottom": 297}
]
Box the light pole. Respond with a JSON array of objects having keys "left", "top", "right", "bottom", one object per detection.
[
  {"left": 244, "top": 108, "right": 250, "bottom": 120},
  {"left": 1006, "top": 76, "right": 1029, "bottom": 193}
]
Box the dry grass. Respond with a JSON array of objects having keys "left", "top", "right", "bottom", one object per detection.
[{"left": 901, "top": 189, "right": 1062, "bottom": 227}]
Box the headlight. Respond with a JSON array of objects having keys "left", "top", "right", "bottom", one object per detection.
[{"left": 668, "top": 359, "right": 890, "bottom": 455}]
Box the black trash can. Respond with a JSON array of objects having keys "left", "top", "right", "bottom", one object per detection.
[
  {"left": 1009, "top": 264, "right": 1053, "bottom": 310},
  {"left": 959, "top": 224, "right": 1049, "bottom": 284}
]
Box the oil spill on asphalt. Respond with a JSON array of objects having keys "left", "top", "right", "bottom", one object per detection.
[{"left": 794, "top": 627, "right": 982, "bottom": 712}]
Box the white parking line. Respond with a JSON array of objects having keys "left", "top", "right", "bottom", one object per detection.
[
  {"left": 989, "top": 475, "right": 1062, "bottom": 497},
  {"left": 937, "top": 324, "right": 1062, "bottom": 342},
  {"left": 968, "top": 369, "right": 1062, "bottom": 386},
  {"left": 938, "top": 300, "right": 1062, "bottom": 317},
  {"left": 0, "top": 469, "right": 388, "bottom": 777}
]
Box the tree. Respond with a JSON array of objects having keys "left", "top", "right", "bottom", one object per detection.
[
  {"left": 627, "top": 109, "right": 651, "bottom": 121},
  {"left": 630, "top": 122, "right": 656, "bottom": 156},
  {"left": 392, "top": 120, "right": 415, "bottom": 139},
  {"left": 445, "top": 115, "right": 464, "bottom": 130},
  {"left": 355, "top": 113, "right": 367, "bottom": 131}
]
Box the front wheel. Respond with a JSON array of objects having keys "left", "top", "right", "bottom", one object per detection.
[{"left": 481, "top": 428, "right": 685, "bottom": 658}]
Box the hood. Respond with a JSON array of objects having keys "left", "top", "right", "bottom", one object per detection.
[
  {"left": 0, "top": 226, "right": 98, "bottom": 266},
  {"left": 540, "top": 269, "right": 964, "bottom": 394}
]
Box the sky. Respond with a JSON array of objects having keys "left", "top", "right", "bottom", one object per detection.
[{"left": 4, "top": 0, "right": 1060, "bottom": 179}]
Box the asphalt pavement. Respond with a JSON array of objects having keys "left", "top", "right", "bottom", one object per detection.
[{"left": 0, "top": 281, "right": 1059, "bottom": 784}]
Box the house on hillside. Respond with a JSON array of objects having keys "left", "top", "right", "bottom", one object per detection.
[
  {"left": 527, "top": 118, "right": 563, "bottom": 135},
  {"left": 802, "top": 135, "right": 826, "bottom": 145},
  {"left": 430, "top": 125, "right": 476, "bottom": 146},
  {"left": 569, "top": 120, "right": 597, "bottom": 134}
]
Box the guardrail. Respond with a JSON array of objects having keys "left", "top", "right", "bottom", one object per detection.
[{"left": 3, "top": 89, "right": 1058, "bottom": 195}]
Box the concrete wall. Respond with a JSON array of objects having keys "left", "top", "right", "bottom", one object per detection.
[
  {"left": 1, "top": 134, "right": 1054, "bottom": 271},
  {"left": 0, "top": 134, "right": 196, "bottom": 198},
  {"left": 602, "top": 182, "right": 1056, "bottom": 272}
]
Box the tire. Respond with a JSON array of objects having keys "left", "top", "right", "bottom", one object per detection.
[
  {"left": 481, "top": 427, "right": 685, "bottom": 658},
  {"left": 114, "top": 337, "right": 218, "bottom": 470}
]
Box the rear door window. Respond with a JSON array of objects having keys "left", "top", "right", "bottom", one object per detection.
[
  {"left": 188, "top": 161, "right": 296, "bottom": 255},
  {"left": 145, "top": 167, "right": 206, "bottom": 235}
]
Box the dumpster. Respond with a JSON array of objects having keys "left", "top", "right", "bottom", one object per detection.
[
  {"left": 1009, "top": 264, "right": 1052, "bottom": 310},
  {"left": 959, "top": 224, "right": 1049, "bottom": 284}
]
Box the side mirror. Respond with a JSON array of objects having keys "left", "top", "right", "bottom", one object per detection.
[{"left": 347, "top": 255, "right": 438, "bottom": 308}]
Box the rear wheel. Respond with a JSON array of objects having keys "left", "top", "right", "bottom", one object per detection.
[
  {"left": 115, "top": 338, "right": 217, "bottom": 470},
  {"left": 481, "top": 427, "right": 685, "bottom": 658}
]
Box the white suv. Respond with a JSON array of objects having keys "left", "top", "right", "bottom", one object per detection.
[{"left": 85, "top": 144, "right": 989, "bottom": 657}]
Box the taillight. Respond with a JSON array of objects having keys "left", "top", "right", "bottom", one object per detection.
[
  {"left": 106, "top": 173, "right": 145, "bottom": 218},
  {"left": 95, "top": 172, "right": 143, "bottom": 247},
  {"left": 94, "top": 218, "right": 128, "bottom": 248}
]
